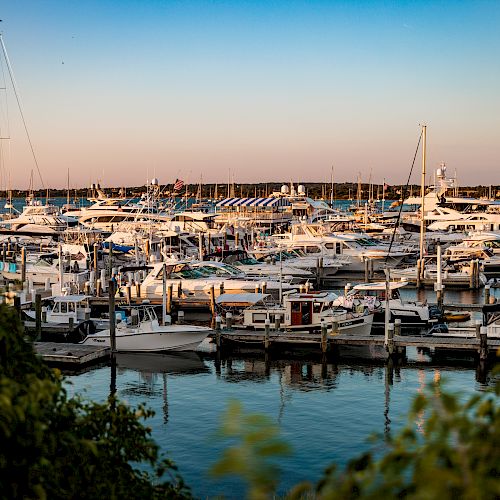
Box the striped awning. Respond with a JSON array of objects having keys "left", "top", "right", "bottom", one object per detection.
[{"left": 216, "top": 197, "right": 290, "bottom": 208}]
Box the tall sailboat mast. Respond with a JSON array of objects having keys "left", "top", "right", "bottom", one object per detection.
[{"left": 419, "top": 124, "right": 427, "bottom": 267}]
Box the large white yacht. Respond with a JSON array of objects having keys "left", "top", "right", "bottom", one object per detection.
[{"left": 267, "top": 221, "right": 411, "bottom": 272}]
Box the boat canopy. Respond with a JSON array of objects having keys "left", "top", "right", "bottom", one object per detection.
[
  {"left": 216, "top": 197, "right": 291, "bottom": 208},
  {"left": 216, "top": 293, "right": 269, "bottom": 306}
]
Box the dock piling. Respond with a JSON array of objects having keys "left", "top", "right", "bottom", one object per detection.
[
  {"left": 108, "top": 279, "right": 116, "bottom": 354},
  {"left": 394, "top": 318, "right": 401, "bottom": 337},
  {"left": 479, "top": 326, "right": 488, "bottom": 361},
  {"left": 177, "top": 311, "right": 185, "bottom": 325},
  {"left": 21, "top": 246, "right": 26, "bottom": 287},
  {"left": 215, "top": 315, "right": 222, "bottom": 349},
  {"left": 264, "top": 319, "right": 270, "bottom": 350},
  {"left": 321, "top": 321, "right": 328, "bottom": 353},
  {"left": 35, "top": 293, "right": 42, "bottom": 340},
  {"left": 484, "top": 284, "right": 491, "bottom": 305},
  {"left": 209, "top": 285, "right": 216, "bottom": 316},
  {"left": 274, "top": 313, "right": 281, "bottom": 331},
  {"left": 386, "top": 323, "right": 395, "bottom": 356}
]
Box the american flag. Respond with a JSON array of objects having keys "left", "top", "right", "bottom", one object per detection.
[{"left": 173, "top": 179, "right": 184, "bottom": 192}]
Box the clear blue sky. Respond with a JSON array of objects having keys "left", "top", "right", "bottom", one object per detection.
[{"left": 1, "top": 0, "right": 499, "bottom": 189}]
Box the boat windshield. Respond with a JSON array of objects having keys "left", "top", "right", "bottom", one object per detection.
[{"left": 171, "top": 268, "right": 206, "bottom": 279}]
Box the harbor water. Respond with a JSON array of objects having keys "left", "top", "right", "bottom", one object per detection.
[{"left": 67, "top": 319, "right": 497, "bottom": 498}]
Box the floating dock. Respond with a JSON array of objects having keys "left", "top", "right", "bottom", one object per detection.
[{"left": 34, "top": 342, "right": 110, "bottom": 366}]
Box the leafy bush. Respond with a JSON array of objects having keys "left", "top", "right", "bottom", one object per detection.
[{"left": 0, "top": 304, "right": 190, "bottom": 499}]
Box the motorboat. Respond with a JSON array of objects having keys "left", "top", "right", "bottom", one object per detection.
[
  {"left": 80, "top": 305, "right": 212, "bottom": 352},
  {"left": 125, "top": 261, "right": 297, "bottom": 304},
  {"left": 238, "top": 291, "right": 373, "bottom": 335},
  {"left": 333, "top": 281, "right": 433, "bottom": 326},
  {"left": 23, "top": 294, "right": 108, "bottom": 331}
]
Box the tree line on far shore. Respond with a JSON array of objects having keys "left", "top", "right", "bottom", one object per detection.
[{"left": 1, "top": 182, "right": 499, "bottom": 201}]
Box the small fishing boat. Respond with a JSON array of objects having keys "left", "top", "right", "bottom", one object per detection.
[{"left": 79, "top": 305, "right": 212, "bottom": 352}]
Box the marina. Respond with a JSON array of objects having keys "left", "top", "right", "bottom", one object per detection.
[{"left": 0, "top": 6, "right": 499, "bottom": 496}]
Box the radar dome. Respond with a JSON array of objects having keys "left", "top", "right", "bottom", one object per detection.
[
  {"left": 281, "top": 185, "right": 289, "bottom": 194},
  {"left": 298, "top": 184, "right": 305, "bottom": 195},
  {"left": 151, "top": 178, "right": 159, "bottom": 185}
]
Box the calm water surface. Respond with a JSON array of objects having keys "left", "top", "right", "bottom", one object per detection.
[{"left": 67, "top": 347, "right": 496, "bottom": 498}]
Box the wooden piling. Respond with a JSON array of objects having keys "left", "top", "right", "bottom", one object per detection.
[
  {"left": 35, "top": 293, "right": 42, "bottom": 340},
  {"left": 261, "top": 282, "right": 267, "bottom": 294},
  {"left": 475, "top": 320, "right": 482, "bottom": 339},
  {"left": 108, "top": 279, "right": 116, "bottom": 354},
  {"left": 264, "top": 319, "right": 270, "bottom": 350},
  {"left": 364, "top": 258, "right": 369, "bottom": 283},
  {"left": 209, "top": 285, "right": 216, "bottom": 316},
  {"left": 93, "top": 242, "right": 99, "bottom": 292},
  {"left": 21, "top": 246, "right": 26, "bottom": 287},
  {"left": 479, "top": 326, "right": 488, "bottom": 361},
  {"left": 69, "top": 317, "right": 74, "bottom": 332},
  {"left": 13, "top": 295, "right": 21, "bottom": 319},
  {"left": 321, "top": 321, "right": 328, "bottom": 353},
  {"left": 125, "top": 284, "right": 132, "bottom": 305},
  {"left": 484, "top": 284, "right": 491, "bottom": 305},
  {"left": 135, "top": 282, "right": 141, "bottom": 298},
  {"left": 167, "top": 284, "right": 173, "bottom": 314},
  {"left": 215, "top": 316, "right": 222, "bottom": 349},
  {"left": 331, "top": 320, "right": 339, "bottom": 336},
  {"left": 219, "top": 282, "right": 225, "bottom": 296},
  {"left": 416, "top": 259, "right": 421, "bottom": 288},
  {"left": 274, "top": 313, "right": 281, "bottom": 331},
  {"left": 386, "top": 323, "right": 395, "bottom": 356},
  {"left": 394, "top": 318, "right": 401, "bottom": 337},
  {"left": 177, "top": 280, "right": 183, "bottom": 299}
]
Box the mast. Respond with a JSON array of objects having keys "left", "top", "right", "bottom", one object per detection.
[
  {"left": 419, "top": 124, "right": 427, "bottom": 268},
  {"left": 330, "top": 165, "right": 334, "bottom": 208},
  {"left": 67, "top": 169, "right": 70, "bottom": 205}
]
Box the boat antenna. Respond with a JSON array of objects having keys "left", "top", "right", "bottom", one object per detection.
[
  {"left": 0, "top": 34, "right": 45, "bottom": 189},
  {"left": 385, "top": 127, "right": 423, "bottom": 260}
]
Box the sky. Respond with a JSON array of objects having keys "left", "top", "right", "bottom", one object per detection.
[{"left": 0, "top": 0, "right": 499, "bottom": 189}]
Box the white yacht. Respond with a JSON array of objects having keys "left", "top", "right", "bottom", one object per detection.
[
  {"left": 0, "top": 201, "right": 78, "bottom": 235},
  {"left": 268, "top": 222, "right": 411, "bottom": 272},
  {"left": 124, "top": 261, "right": 297, "bottom": 303}
]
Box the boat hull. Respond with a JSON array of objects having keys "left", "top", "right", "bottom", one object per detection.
[{"left": 80, "top": 325, "right": 211, "bottom": 352}]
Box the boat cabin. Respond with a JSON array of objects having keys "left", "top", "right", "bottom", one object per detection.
[
  {"left": 242, "top": 291, "right": 341, "bottom": 329},
  {"left": 47, "top": 295, "right": 91, "bottom": 324}
]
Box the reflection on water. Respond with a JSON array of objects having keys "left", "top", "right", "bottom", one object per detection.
[{"left": 68, "top": 351, "right": 497, "bottom": 498}]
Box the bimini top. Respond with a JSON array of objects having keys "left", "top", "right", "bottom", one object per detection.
[{"left": 216, "top": 197, "right": 291, "bottom": 208}]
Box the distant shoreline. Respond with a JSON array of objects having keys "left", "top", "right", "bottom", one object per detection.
[{"left": 1, "top": 182, "right": 497, "bottom": 201}]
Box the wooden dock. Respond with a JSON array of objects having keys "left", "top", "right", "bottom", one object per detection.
[
  {"left": 34, "top": 342, "right": 110, "bottom": 366},
  {"left": 215, "top": 330, "right": 500, "bottom": 354}
]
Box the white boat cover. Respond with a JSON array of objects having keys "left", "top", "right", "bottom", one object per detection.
[{"left": 216, "top": 293, "right": 269, "bottom": 306}]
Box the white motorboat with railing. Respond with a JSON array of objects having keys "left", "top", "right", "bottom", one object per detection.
[{"left": 79, "top": 304, "right": 212, "bottom": 351}]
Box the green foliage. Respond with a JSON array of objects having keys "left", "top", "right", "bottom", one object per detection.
[
  {"left": 211, "top": 401, "right": 291, "bottom": 500},
  {"left": 0, "top": 304, "right": 190, "bottom": 499}
]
